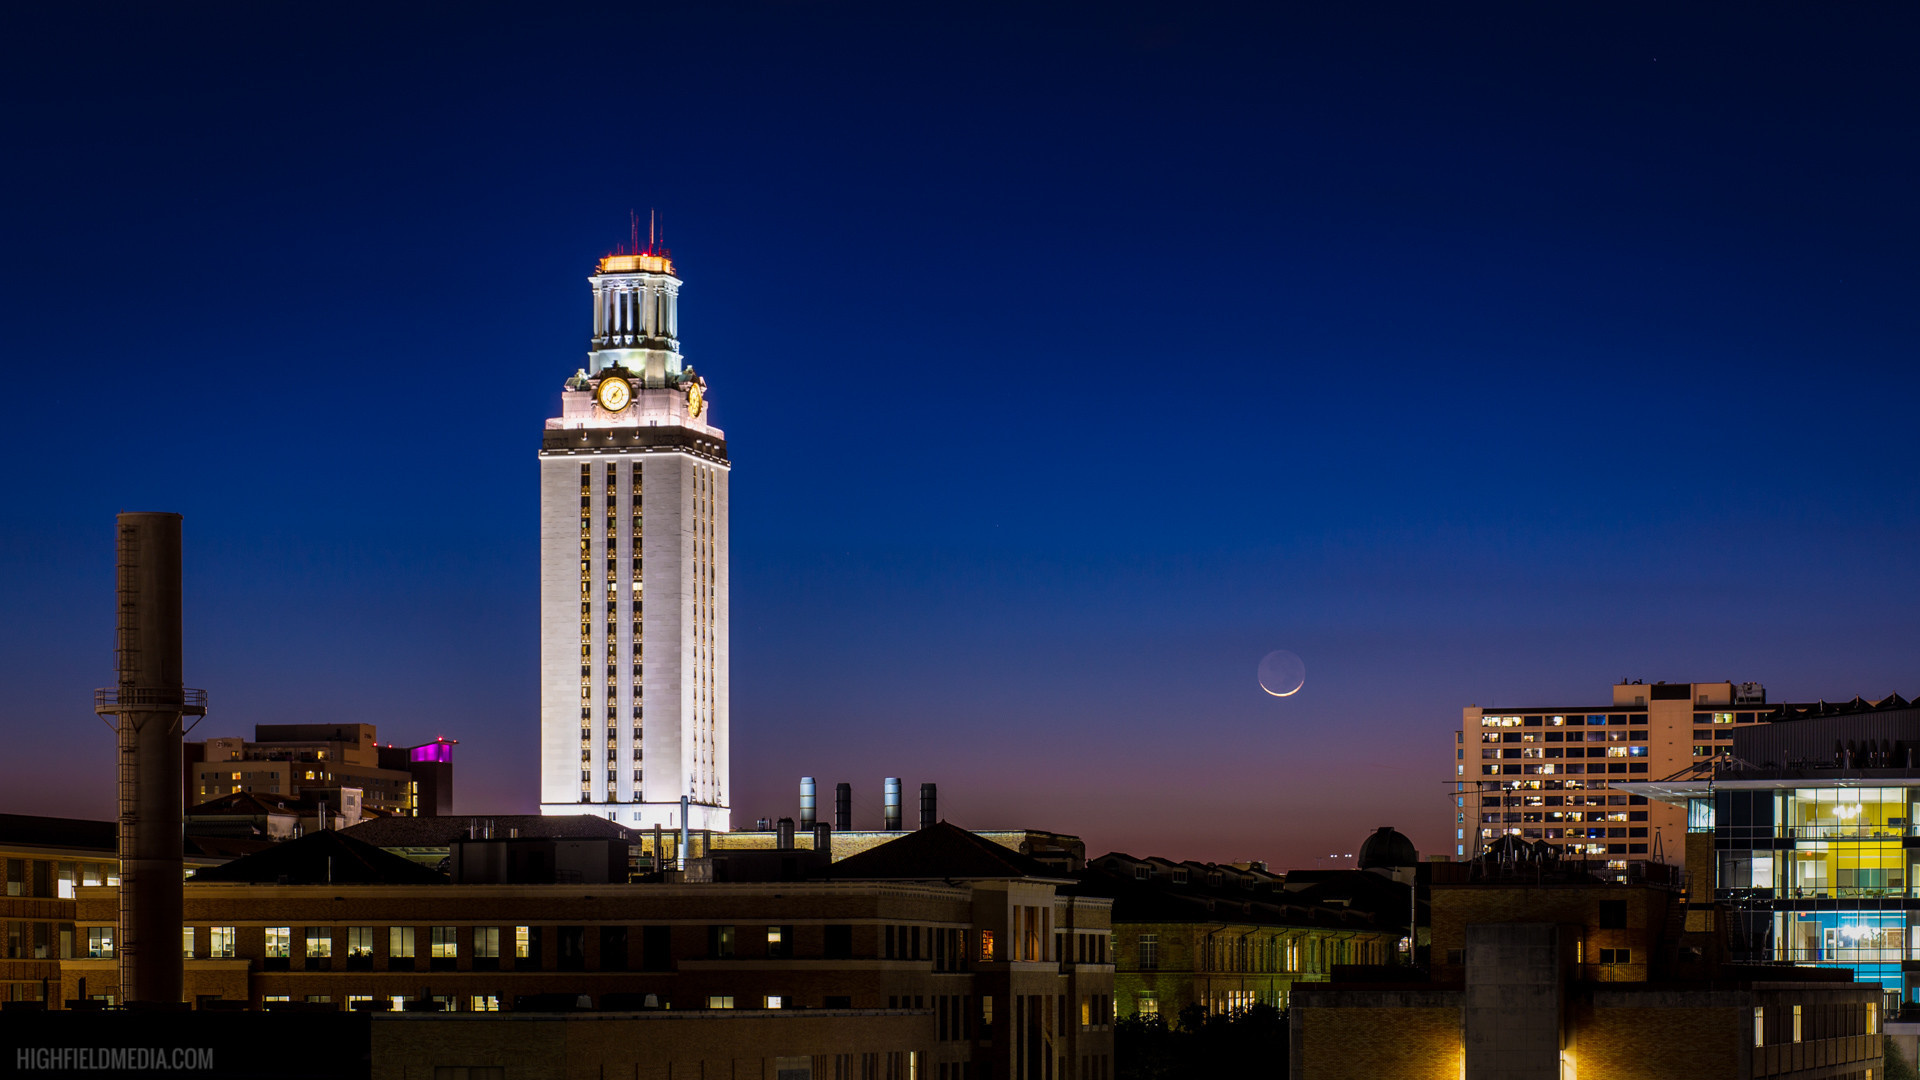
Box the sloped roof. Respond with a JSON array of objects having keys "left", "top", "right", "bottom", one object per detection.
[
  {"left": 1081, "top": 864, "right": 1382, "bottom": 930},
  {"left": 184, "top": 835, "right": 277, "bottom": 859},
  {"left": 1770, "top": 693, "right": 1914, "bottom": 721},
  {"left": 340, "top": 814, "right": 633, "bottom": 848},
  {"left": 826, "top": 822, "right": 1069, "bottom": 881},
  {"left": 0, "top": 813, "right": 115, "bottom": 853},
  {"left": 188, "top": 828, "right": 447, "bottom": 885},
  {"left": 186, "top": 791, "right": 312, "bottom": 816}
]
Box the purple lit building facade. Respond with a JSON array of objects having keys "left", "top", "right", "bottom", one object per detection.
[
  {"left": 382, "top": 738, "right": 455, "bottom": 816},
  {"left": 185, "top": 725, "right": 454, "bottom": 818}
]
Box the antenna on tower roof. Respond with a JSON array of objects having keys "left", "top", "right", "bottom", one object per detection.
[
  {"left": 629, "top": 210, "right": 640, "bottom": 257},
  {"left": 649, "top": 208, "right": 656, "bottom": 254}
]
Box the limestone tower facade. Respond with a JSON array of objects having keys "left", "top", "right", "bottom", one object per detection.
[{"left": 538, "top": 244, "right": 729, "bottom": 830}]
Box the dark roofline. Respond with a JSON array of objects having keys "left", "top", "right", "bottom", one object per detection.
[
  {"left": 0, "top": 813, "right": 116, "bottom": 854},
  {"left": 825, "top": 822, "right": 1073, "bottom": 883}
]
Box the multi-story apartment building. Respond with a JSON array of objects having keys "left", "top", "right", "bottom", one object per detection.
[
  {"left": 60, "top": 823, "right": 1114, "bottom": 1080},
  {"left": 186, "top": 724, "right": 454, "bottom": 817},
  {"left": 1454, "top": 679, "right": 1775, "bottom": 881},
  {"left": 1621, "top": 693, "right": 1920, "bottom": 1008}
]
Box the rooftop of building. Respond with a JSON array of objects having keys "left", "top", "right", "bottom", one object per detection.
[
  {"left": 1432, "top": 833, "right": 1682, "bottom": 888},
  {"left": 1083, "top": 851, "right": 1414, "bottom": 929},
  {"left": 187, "top": 791, "right": 333, "bottom": 817},
  {"left": 0, "top": 812, "right": 115, "bottom": 854},
  {"left": 824, "top": 822, "right": 1071, "bottom": 882},
  {"left": 188, "top": 828, "right": 449, "bottom": 885},
  {"left": 596, "top": 252, "right": 675, "bottom": 276},
  {"left": 341, "top": 814, "right": 633, "bottom": 849},
  {"left": 1357, "top": 826, "right": 1417, "bottom": 870},
  {"left": 1467, "top": 679, "right": 1775, "bottom": 713},
  {"left": 1767, "top": 692, "right": 1917, "bottom": 722},
  {"left": 0, "top": 812, "right": 243, "bottom": 862}
]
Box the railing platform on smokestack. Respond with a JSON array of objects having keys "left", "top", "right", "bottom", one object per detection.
[{"left": 94, "top": 687, "right": 208, "bottom": 715}]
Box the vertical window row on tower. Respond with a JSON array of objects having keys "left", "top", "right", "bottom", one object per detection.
[
  {"left": 631, "top": 462, "right": 644, "bottom": 802},
  {"left": 692, "top": 463, "right": 718, "bottom": 806},
  {"left": 579, "top": 464, "right": 592, "bottom": 802},
  {"left": 605, "top": 463, "right": 618, "bottom": 798}
]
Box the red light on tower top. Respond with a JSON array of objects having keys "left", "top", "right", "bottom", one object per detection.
[{"left": 599, "top": 209, "right": 675, "bottom": 275}]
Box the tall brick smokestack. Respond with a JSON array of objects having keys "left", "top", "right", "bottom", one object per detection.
[{"left": 94, "top": 513, "right": 205, "bottom": 1005}]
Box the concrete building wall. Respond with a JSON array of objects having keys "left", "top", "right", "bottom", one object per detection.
[
  {"left": 1290, "top": 990, "right": 1461, "bottom": 1080},
  {"left": 540, "top": 452, "right": 584, "bottom": 808},
  {"left": 1462, "top": 923, "right": 1561, "bottom": 1080},
  {"left": 1429, "top": 884, "right": 1671, "bottom": 986},
  {"left": 1573, "top": 1003, "right": 1749, "bottom": 1079},
  {"left": 368, "top": 1011, "right": 933, "bottom": 1080}
]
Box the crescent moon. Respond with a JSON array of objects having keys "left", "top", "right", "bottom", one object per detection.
[{"left": 1261, "top": 684, "right": 1302, "bottom": 698}]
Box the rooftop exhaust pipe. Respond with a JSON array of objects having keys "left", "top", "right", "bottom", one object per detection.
[
  {"left": 800, "top": 777, "right": 817, "bottom": 828},
  {"left": 834, "top": 783, "right": 851, "bottom": 832},
  {"left": 884, "top": 777, "right": 903, "bottom": 831},
  {"left": 920, "top": 782, "right": 937, "bottom": 829}
]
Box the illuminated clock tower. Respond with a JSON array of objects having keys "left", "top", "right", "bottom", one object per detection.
[{"left": 538, "top": 243, "right": 729, "bottom": 831}]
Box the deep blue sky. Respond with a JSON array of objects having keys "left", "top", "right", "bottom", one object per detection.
[{"left": 4, "top": 4, "right": 1918, "bottom": 866}]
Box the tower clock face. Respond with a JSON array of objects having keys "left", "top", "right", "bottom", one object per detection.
[
  {"left": 596, "top": 376, "right": 632, "bottom": 412},
  {"left": 686, "top": 383, "right": 705, "bottom": 417}
]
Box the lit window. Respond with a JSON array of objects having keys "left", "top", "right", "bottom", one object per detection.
[
  {"left": 765, "top": 995, "right": 783, "bottom": 1009},
  {"left": 470, "top": 995, "right": 500, "bottom": 1012},
  {"left": 708, "top": 995, "right": 735, "bottom": 1009},
  {"left": 86, "top": 927, "right": 113, "bottom": 959},
  {"left": 305, "top": 927, "right": 332, "bottom": 958},
  {"left": 347, "top": 926, "right": 375, "bottom": 958},
  {"left": 182, "top": 927, "right": 196, "bottom": 958},
  {"left": 265, "top": 927, "right": 290, "bottom": 958},
  {"left": 210, "top": 926, "right": 236, "bottom": 958},
  {"left": 1792, "top": 1004, "right": 1803, "bottom": 1043},
  {"left": 474, "top": 927, "right": 500, "bottom": 958},
  {"left": 1138, "top": 992, "right": 1159, "bottom": 1019},
  {"left": 390, "top": 926, "right": 416, "bottom": 959},
  {"left": 1754, "top": 1006, "right": 1765, "bottom": 1047}
]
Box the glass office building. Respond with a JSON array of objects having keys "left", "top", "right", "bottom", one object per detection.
[
  {"left": 1691, "top": 781, "right": 1914, "bottom": 1002},
  {"left": 1622, "top": 696, "right": 1920, "bottom": 1006}
]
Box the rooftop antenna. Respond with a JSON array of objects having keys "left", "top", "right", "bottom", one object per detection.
[
  {"left": 649, "top": 208, "right": 656, "bottom": 254},
  {"left": 629, "top": 210, "right": 640, "bottom": 257}
]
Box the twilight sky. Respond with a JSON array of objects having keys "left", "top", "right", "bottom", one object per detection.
[{"left": 4, "top": 4, "right": 1918, "bottom": 867}]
